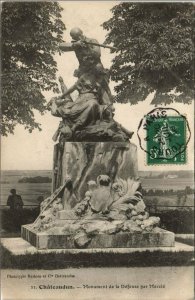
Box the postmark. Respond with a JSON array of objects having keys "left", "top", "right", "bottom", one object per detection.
[{"left": 137, "top": 108, "right": 191, "bottom": 165}]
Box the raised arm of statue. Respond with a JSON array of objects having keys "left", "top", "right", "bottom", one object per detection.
[
  {"left": 60, "top": 83, "right": 78, "bottom": 100},
  {"left": 54, "top": 79, "right": 82, "bottom": 107}
]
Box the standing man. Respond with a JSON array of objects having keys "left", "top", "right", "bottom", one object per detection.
[
  {"left": 59, "top": 27, "right": 112, "bottom": 105},
  {"left": 7, "top": 189, "right": 23, "bottom": 210}
]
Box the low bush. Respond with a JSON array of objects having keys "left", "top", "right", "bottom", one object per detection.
[
  {"left": 152, "top": 210, "right": 194, "bottom": 233},
  {"left": 1, "top": 208, "right": 40, "bottom": 232}
]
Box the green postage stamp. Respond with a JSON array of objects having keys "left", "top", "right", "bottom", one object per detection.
[
  {"left": 137, "top": 108, "right": 191, "bottom": 165},
  {"left": 146, "top": 116, "right": 186, "bottom": 164}
]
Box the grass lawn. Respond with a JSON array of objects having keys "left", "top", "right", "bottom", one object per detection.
[{"left": 1, "top": 243, "right": 194, "bottom": 269}]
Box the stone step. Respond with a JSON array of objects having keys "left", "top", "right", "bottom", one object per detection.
[{"left": 1, "top": 237, "right": 193, "bottom": 256}]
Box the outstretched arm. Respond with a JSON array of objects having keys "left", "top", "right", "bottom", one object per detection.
[
  {"left": 59, "top": 42, "right": 74, "bottom": 52},
  {"left": 60, "top": 41, "right": 89, "bottom": 53}
]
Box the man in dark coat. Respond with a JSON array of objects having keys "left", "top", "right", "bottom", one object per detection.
[{"left": 7, "top": 189, "right": 23, "bottom": 210}]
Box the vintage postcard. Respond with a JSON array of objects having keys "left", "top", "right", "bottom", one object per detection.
[{"left": 1, "top": 1, "right": 194, "bottom": 300}]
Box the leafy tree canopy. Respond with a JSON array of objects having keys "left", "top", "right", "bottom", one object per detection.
[
  {"left": 2, "top": 2, "right": 65, "bottom": 136},
  {"left": 103, "top": 3, "right": 194, "bottom": 104}
]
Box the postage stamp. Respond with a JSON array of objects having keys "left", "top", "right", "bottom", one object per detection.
[{"left": 137, "top": 108, "right": 191, "bottom": 165}]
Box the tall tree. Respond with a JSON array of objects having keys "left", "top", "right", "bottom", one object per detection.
[
  {"left": 1, "top": 2, "right": 65, "bottom": 136},
  {"left": 103, "top": 3, "right": 194, "bottom": 104}
]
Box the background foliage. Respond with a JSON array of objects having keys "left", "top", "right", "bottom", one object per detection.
[
  {"left": 103, "top": 3, "right": 194, "bottom": 104},
  {"left": 2, "top": 2, "right": 65, "bottom": 135}
]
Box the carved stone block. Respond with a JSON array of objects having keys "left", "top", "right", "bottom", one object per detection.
[
  {"left": 21, "top": 225, "right": 175, "bottom": 250},
  {"left": 53, "top": 141, "right": 138, "bottom": 209}
]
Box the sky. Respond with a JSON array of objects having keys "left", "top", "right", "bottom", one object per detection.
[{"left": 1, "top": 1, "right": 194, "bottom": 171}]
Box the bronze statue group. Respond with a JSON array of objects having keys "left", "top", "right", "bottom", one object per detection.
[{"left": 47, "top": 27, "right": 133, "bottom": 142}]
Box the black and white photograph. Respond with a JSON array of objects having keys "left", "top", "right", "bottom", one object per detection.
[{"left": 1, "top": 1, "right": 194, "bottom": 300}]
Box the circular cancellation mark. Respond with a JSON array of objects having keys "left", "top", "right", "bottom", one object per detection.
[{"left": 137, "top": 107, "right": 191, "bottom": 165}]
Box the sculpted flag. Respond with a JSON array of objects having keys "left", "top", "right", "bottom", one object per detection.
[{"left": 1, "top": 2, "right": 194, "bottom": 300}]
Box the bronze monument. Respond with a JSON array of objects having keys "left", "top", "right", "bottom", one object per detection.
[{"left": 21, "top": 27, "right": 174, "bottom": 249}]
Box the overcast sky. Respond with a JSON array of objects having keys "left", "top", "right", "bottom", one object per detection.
[{"left": 1, "top": 1, "right": 194, "bottom": 171}]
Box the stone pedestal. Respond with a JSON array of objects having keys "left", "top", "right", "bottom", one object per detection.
[
  {"left": 21, "top": 140, "right": 175, "bottom": 250},
  {"left": 53, "top": 141, "right": 138, "bottom": 209},
  {"left": 21, "top": 225, "right": 174, "bottom": 250}
]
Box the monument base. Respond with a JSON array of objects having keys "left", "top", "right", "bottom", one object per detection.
[{"left": 21, "top": 225, "right": 174, "bottom": 250}]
